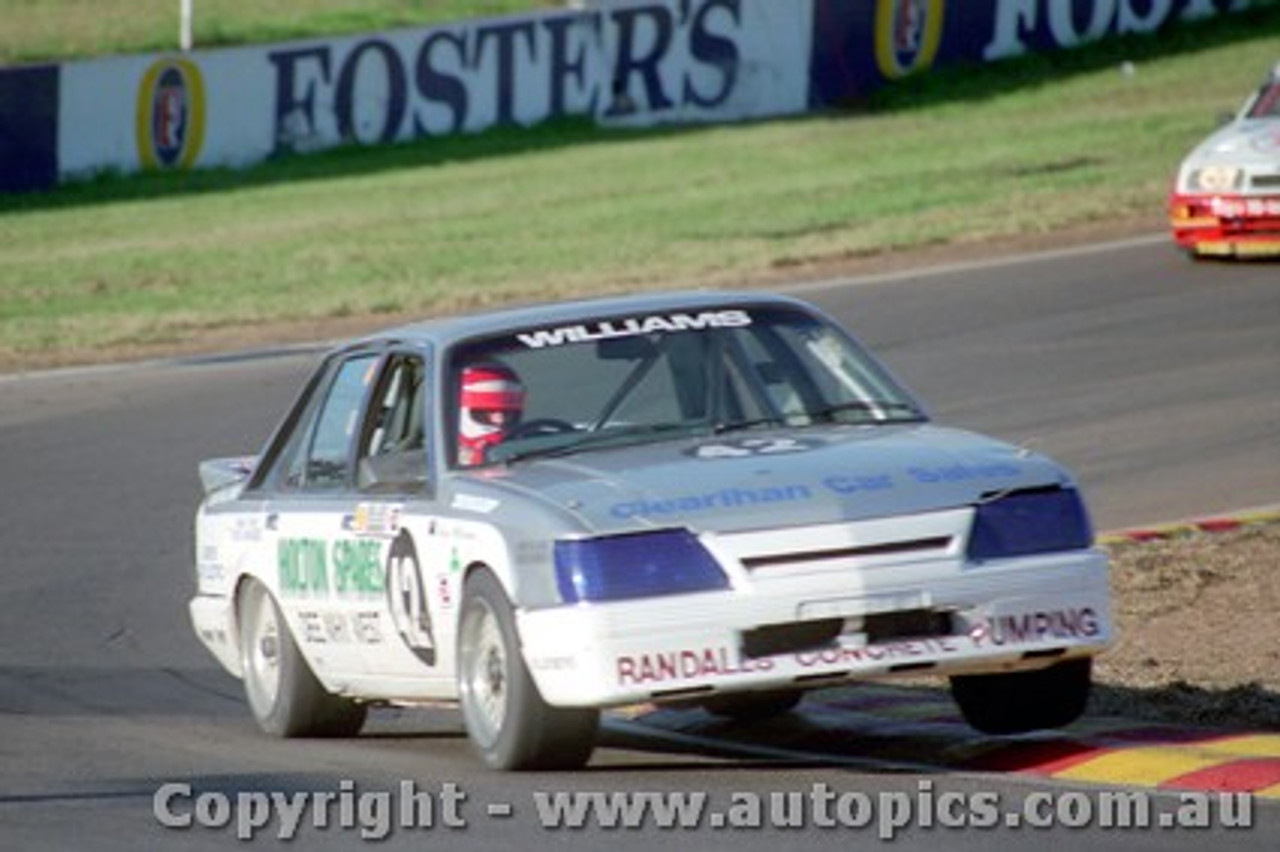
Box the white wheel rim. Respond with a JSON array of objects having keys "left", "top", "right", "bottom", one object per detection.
[
  {"left": 242, "top": 588, "right": 282, "bottom": 715},
  {"left": 460, "top": 597, "right": 508, "bottom": 748}
]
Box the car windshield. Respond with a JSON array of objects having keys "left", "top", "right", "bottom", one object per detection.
[
  {"left": 448, "top": 304, "right": 925, "bottom": 468},
  {"left": 1245, "top": 81, "right": 1280, "bottom": 119}
]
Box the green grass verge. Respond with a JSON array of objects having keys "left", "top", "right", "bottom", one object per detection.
[
  {"left": 0, "top": 1, "right": 552, "bottom": 66},
  {"left": 1, "top": 7, "right": 1278, "bottom": 366}
]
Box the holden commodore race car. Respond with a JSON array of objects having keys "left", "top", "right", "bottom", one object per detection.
[
  {"left": 191, "top": 290, "right": 1111, "bottom": 771},
  {"left": 1169, "top": 62, "right": 1280, "bottom": 258}
]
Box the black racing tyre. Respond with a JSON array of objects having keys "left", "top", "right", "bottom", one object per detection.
[
  {"left": 457, "top": 570, "right": 599, "bottom": 771},
  {"left": 701, "top": 689, "right": 804, "bottom": 721},
  {"left": 950, "top": 657, "right": 1092, "bottom": 736},
  {"left": 237, "top": 579, "right": 367, "bottom": 738}
]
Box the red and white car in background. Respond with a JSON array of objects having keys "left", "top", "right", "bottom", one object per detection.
[{"left": 1169, "top": 62, "right": 1280, "bottom": 258}]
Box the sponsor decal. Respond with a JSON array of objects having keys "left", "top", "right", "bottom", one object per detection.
[
  {"left": 688, "top": 436, "right": 822, "bottom": 459},
  {"left": 294, "top": 610, "right": 385, "bottom": 645},
  {"left": 296, "top": 611, "right": 327, "bottom": 644},
  {"left": 347, "top": 502, "right": 403, "bottom": 537},
  {"left": 610, "top": 483, "right": 813, "bottom": 519},
  {"left": 906, "top": 462, "right": 1021, "bottom": 483},
  {"left": 1210, "top": 197, "right": 1280, "bottom": 218},
  {"left": 450, "top": 494, "right": 500, "bottom": 514},
  {"left": 386, "top": 530, "right": 438, "bottom": 666},
  {"left": 277, "top": 536, "right": 385, "bottom": 596},
  {"left": 795, "top": 636, "right": 960, "bottom": 666},
  {"left": 822, "top": 473, "right": 895, "bottom": 494},
  {"left": 971, "top": 606, "right": 1100, "bottom": 647},
  {"left": 434, "top": 545, "right": 463, "bottom": 609},
  {"left": 614, "top": 608, "right": 1103, "bottom": 685},
  {"left": 875, "top": 0, "right": 944, "bottom": 79},
  {"left": 323, "top": 612, "right": 350, "bottom": 643},
  {"left": 516, "top": 310, "right": 752, "bottom": 349},
  {"left": 606, "top": 462, "right": 1020, "bottom": 517},
  {"left": 135, "top": 57, "right": 206, "bottom": 170},
  {"left": 278, "top": 537, "right": 329, "bottom": 595},
  {"left": 529, "top": 655, "right": 577, "bottom": 672},
  {"left": 332, "top": 539, "right": 385, "bottom": 595},
  {"left": 617, "top": 645, "right": 774, "bottom": 686},
  {"left": 353, "top": 611, "right": 385, "bottom": 644}
]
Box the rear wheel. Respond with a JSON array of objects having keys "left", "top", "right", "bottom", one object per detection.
[
  {"left": 457, "top": 570, "right": 598, "bottom": 770},
  {"left": 238, "top": 579, "right": 366, "bottom": 738},
  {"left": 701, "top": 689, "right": 804, "bottom": 721},
  {"left": 950, "top": 657, "right": 1092, "bottom": 735}
]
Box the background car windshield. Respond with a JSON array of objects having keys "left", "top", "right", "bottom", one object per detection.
[
  {"left": 449, "top": 306, "right": 923, "bottom": 466},
  {"left": 1246, "top": 82, "right": 1280, "bottom": 118}
]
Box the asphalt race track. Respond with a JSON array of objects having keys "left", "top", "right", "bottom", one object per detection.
[{"left": 0, "top": 235, "right": 1277, "bottom": 850}]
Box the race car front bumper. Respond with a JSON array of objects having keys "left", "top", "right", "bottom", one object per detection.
[
  {"left": 1169, "top": 192, "right": 1280, "bottom": 256},
  {"left": 190, "top": 594, "right": 242, "bottom": 677},
  {"left": 518, "top": 547, "right": 1111, "bottom": 709}
]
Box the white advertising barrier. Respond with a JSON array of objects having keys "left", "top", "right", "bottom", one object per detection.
[{"left": 58, "top": 0, "right": 812, "bottom": 181}]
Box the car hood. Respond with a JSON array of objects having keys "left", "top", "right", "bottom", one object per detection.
[
  {"left": 462, "top": 425, "right": 1073, "bottom": 535},
  {"left": 1182, "top": 119, "right": 1280, "bottom": 169}
]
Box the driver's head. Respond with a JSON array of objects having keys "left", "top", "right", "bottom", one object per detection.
[{"left": 458, "top": 361, "right": 525, "bottom": 466}]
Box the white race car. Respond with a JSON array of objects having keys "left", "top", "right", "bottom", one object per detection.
[
  {"left": 191, "top": 291, "right": 1111, "bottom": 770},
  {"left": 1169, "top": 61, "right": 1280, "bottom": 258}
]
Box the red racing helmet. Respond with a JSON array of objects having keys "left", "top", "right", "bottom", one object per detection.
[{"left": 457, "top": 362, "right": 525, "bottom": 466}]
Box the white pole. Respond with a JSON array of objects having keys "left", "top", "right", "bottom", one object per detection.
[{"left": 180, "top": 0, "right": 193, "bottom": 52}]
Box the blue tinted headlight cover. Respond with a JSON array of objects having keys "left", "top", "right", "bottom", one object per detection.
[
  {"left": 967, "top": 487, "right": 1093, "bottom": 562},
  {"left": 554, "top": 530, "right": 730, "bottom": 603}
]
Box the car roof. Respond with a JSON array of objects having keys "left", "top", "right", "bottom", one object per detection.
[{"left": 344, "top": 288, "right": 813, "bottom": 351}]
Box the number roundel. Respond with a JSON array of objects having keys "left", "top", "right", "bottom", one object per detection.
[{"left": 385, "top": 530, "right": 437, "bottom": 666}]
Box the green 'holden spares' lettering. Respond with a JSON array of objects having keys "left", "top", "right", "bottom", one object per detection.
[
  {"left": 278, "top": 538, "right": 328, "bottom": 594},
  {"left": 332, "top": 539, "right": 385, "bottom": 594}
]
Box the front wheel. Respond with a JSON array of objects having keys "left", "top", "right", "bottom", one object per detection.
[
  {"left": 238, "top": 579, "right": 367, "bottom": 738},
  {"left": 950, "top": 657, "right": 1092, "bottom": 735},
  {"left": 457, "top": 571, "right": 598, "bottom": 770}
]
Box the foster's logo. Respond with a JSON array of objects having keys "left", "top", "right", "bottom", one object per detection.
[
  {"left": 136, "top": 58, "right": 206, "bottom": 170},
  {"left": 875, "top": 0, "right": 944, "bottom": 79}
]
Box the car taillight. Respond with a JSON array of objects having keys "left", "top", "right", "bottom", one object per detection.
[
  {"left": 967, "top": 487, "right": 1093, "bottom": 562},
  {"left": 554, "top": 530, "right": 730, "bottom": 603}
]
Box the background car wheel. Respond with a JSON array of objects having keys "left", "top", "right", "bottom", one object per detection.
[
  {"left": 237, "top": 579, "right": 367, "bottom": 738},
  {"left": 701, "top": 689, "right": 804, "bottom": 721},
  {"left": 457, "top": 570, "right": 598, "bottom": 771},
  {"left": 950, "top": 657, "right": 1092, "bottom": 735}
]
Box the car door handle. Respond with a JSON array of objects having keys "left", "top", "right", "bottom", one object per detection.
[{"left": 265, "top": 513, "right": 278, "bottom": 531}]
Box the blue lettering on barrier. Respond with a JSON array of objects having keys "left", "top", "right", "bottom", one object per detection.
[
  {"left": 335, "top": 39, "right": 406, "bottom": 144},
  {"left": 268, "top": 2, "right": 745, "bottom": 155},
  {"left": 809, "top": 0, "right": 1259, "bottom": 108},
  {"left": 685, "top": 0, "right": 741, "bottom": 108}
]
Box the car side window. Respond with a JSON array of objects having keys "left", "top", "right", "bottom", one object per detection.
[
  {"left": 281, "top": 354, "right": 378, "bottom": 491},
  {"left": 357, "top": 354, "right": 430, "bottom": 493}
]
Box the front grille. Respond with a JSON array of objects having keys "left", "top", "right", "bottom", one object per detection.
[
  {"left": 741, "top": 619, "right": 843, "bottom": 658},
  {"left": 1250, "top": 174, "right": 1280, "bottom": 189},
  {"left": 864, "top": 608, "right": 954, "bottom": 644},
  {"left": 739, "top": 609, "right": 957, "bottom": 659}
]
